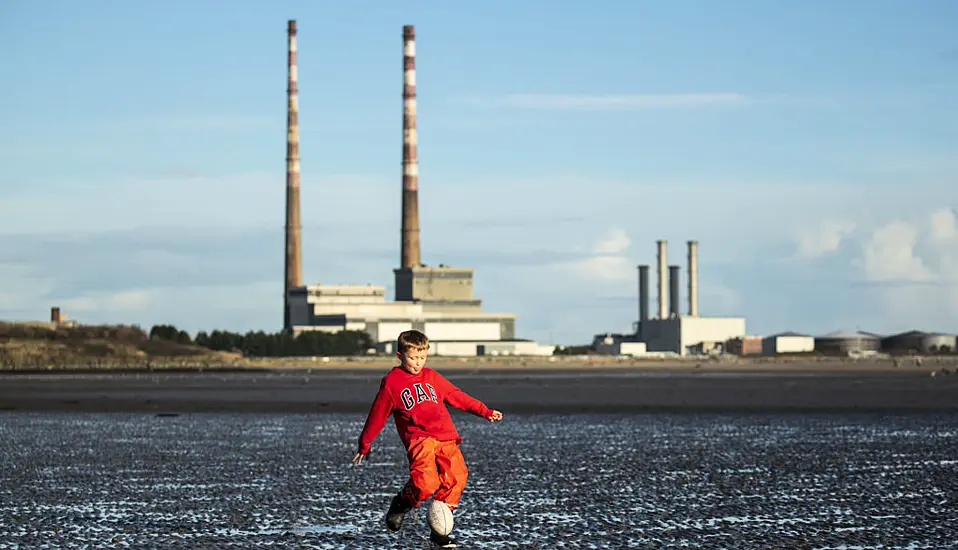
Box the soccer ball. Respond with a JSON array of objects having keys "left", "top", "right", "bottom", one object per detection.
[{"left": 426, "top": 500, "right": 454, "bottom": 536}]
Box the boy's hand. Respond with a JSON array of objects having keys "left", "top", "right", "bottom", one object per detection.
[
  {"left": 488, "top": 410, "right": 503, "bottom": 422},
  {"left": 351, "top": 452, "right": 367, "bottom": 466}
]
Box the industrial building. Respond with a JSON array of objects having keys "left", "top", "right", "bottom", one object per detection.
[
  {"left": 814, "top": 330, "right": 882, "bottom": 355},
  {"left": 289, "top": 284, "right": 515, "bottom": 342},
  {"left": 762, "top": 332, "right": 815, "bottom": 355},
  {"left": 592, "top": 334, "right": 647, "bottom": 356},
  {"left": 881, "top": 330, "right": 956, "bottom": 355},
  {"left": 281, "top": 22, "right": 545, "bottom": 355},
  {"left": 621, "top": 239, "right": 747, "bottom": 356},
  {"left": 725, "top": 336, "right": 762, "bottom": 356}
]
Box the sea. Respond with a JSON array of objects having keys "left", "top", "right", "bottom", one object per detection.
[{"left": 1, "top": 412, "right": 956, "bottom": 549}]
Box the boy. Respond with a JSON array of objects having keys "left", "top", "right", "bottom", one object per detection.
[{"left": 351, "top": 329, "right": 503, "bottom": 548}]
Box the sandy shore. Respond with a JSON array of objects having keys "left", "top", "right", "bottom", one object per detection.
[{"left": 2, "top": 360, "right": 957, "bottom": 413}]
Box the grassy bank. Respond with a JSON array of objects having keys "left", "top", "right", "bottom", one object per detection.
[{"left": 0, "top": 322, "right": 242, "bottom": 371}]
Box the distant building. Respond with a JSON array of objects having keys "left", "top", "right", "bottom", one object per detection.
[
  {"left": 289, "top": 281, "right": 516, "bottom": 344},
  {"left": 881, "top": 330, "right": 956, "bottom": 354},
  {"left": 814, "top": 330, "right": 882, "bottom": 355},
  {"left": 642, "top": 316, "right": 747, "bottom": 356},
  {"left": 377, "top": 339, "right": 555, "bottom": 357},
  {"left": 593, "top": 333, "right": 647, "bottom": 356},
  {"left": 762, "top": 332, "right": 815, "bottom": 355},
  {"left": 726, "top": 336, "right": 762, "bottom": 356}
]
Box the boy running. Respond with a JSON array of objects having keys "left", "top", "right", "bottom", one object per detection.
[{"left": 351, "top": 330, "right": 503, "bottom": 548}]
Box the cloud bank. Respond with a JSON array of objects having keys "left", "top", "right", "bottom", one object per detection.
[{"left": 2, "top": 169, "right": 957, "bottom": 344}]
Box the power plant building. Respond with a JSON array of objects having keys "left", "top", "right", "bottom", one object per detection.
[
  {"left": 629, "top": 240, "right": 747, "bottom": 356},
  {"left": 283, "top": 22, "right": 549, "bottom": 356},
  {"left": 288, "top": 284, "right": 516, "bottom": 342}
]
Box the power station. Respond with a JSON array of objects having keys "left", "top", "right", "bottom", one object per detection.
[
  {"left": 598, "top": 240, "right": 747, "bottom": 356},
  {"left": 283, "top": 22, "right": 553, "bottom": 357}
]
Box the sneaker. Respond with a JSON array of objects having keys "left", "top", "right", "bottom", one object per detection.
[
  {"left": 385, "top": 494, "right": 411, "bottom": 532},
  {"left": 430, "top": 530, "right": 457, "bottom": 548}
]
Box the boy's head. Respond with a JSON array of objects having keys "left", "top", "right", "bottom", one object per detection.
[{"left": 396, "top": 330, "right": 429, "bottom": 374}]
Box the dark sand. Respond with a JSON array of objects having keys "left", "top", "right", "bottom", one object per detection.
[
  {"left": 4, "top": 413, "right": 957, "bottom": 548},
  {"left": 2, "top": 364, "right": 958, "bottom": 413}
]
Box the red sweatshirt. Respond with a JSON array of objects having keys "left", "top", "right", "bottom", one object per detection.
[{"left": 357, "top": 366, "right": 492, "bottom": 455}]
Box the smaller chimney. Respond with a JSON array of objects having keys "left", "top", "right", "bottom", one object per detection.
[
  {"left": 51, "top": 307, "right": 61, "bottom": 324},
  {"left": 637, "top": 265, "right": 649, "bottom": 335},
  {"left": 656, "top": 240, "right": 668, "bottom": 319},
  {"left": 687, "top": 240, "right": 699, "bottom": 317},
  {"left": 669, "top": 265, "right": 680, "bottom": 318}
]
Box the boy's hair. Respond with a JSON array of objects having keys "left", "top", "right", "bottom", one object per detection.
[{"left": 397, "top": 330, "right": 429, "bottom": 354}]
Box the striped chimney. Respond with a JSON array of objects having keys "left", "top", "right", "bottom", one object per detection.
[
  {"left": 283, "top": 19, "right": 303, "bottom": 332},
  {"left": 400, "top": 25, "right": 421, "bottom": 269}
]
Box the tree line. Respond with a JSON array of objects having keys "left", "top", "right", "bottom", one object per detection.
[{"left": 149, "top": 324, "right": 374, "bottom": 357}]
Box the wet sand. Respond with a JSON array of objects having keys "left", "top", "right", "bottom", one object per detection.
[
  {"left": 2, "top": 363, "right": 957, "bottom": 413},
  {"left": 3, "top": 413, "right": 956, "bottom": 548}
]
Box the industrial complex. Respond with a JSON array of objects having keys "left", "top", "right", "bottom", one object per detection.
[
  {"left": 592, "top": 239, "right": 958, "bottom": 357},
  {"left": 268, "top": 20, "right": 955, "bottom": 360},
  {"left": 594, "top": 239, "right": 748, "bottom": 357},
  {"left": 280, "top": 21, "right": 552, "bottom": 357}
]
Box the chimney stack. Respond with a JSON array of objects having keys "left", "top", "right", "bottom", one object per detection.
[
  {"left": 283, "top": 19, "right": 304, "bottom": 332},
  {"left": 669, "top": 265, "right": 680, "bottom": 318},
  {"left": 687, "top": 240, "right": 699, "bottom": 317},
  {"left": 656, "top": 240, "right": 668, "bottom": 319},
  {"left": 400, "top": 25, "right": 421, "bottom": 269},
  {"left": 637, "top": 265, "right": 649, "bottom": 335}
]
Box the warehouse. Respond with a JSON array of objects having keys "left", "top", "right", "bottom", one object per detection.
[{"left": 762, "top": 332, "right": 815, "bottom": 355}]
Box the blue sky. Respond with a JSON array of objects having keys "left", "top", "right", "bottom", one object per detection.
[{"left": 2, "top": 0, "right": 957, "bottom": 345}]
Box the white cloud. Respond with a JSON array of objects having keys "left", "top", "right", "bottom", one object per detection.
[
  {"left": 794, "top": 208, "right": 958, "bottom": 332},
  {"left": 61, "top": 290, "right": 153, "bottom": 313},
  {"left": 592, "top": 228, "right": 630, "bottom": 255},
  {"left": 929, "top": 208, "right": 958, "bottom": 241},
  {"left": 458, "top": 93, "right": 751, "bottom": 110},
  {"left": 795, "top": 220, "right": 857, "bottom": 259},
  {"left": 565, "top": 229, "right": 635, "bottom": 284},
  {"left": 50, "top": 282, "right": 278, "bottom": 332},
  {"left": 857, "top": 219, "right": 935, "bottom": 283}
]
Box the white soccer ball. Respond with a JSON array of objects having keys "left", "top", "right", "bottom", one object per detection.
[{"left": 426, "top": 500, "right": 454, "bottom": 536}]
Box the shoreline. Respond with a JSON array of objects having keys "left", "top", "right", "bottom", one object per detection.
[
  {"left": 1, "top": 352, "right": 955, "bottom": 374},
  {"left": 2, "top": 361, "right": 957, "bottom": 414}
]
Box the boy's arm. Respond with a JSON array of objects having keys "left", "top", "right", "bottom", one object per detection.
[
  {"left": 356, "top": 379, "right": 394, "bottom": 455},
  {"left": 436, "top": 375, "right": 493, "bottom": 420}
]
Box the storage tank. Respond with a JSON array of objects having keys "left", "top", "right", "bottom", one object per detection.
[
  {"left": 814, "top": 330, "right": 882, "bottom": 355},
  {"left": 881, "top": 330, "right": 957, "bottom": 354}
]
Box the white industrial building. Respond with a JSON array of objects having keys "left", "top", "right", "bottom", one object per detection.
[
  {"left": 618, "top": 239, "right": 747, "bottom": 356},
  {"left": 762, "top": 332, "right": 815, "bottom": 355},
  {"left": 593, "top": 334, "right": 648, "bottom": 356},
  {"left": 642, "top": 316, "right": 746, "bottom": 356},
  {"left": 290, "top": 277, "right": 516, "bottom": 341},
  {"left": 379, "top": 339, "right": 555, "bottom": 357},
  {"left": 288, "top": 266, "right": 553, "bottom": 356}
]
